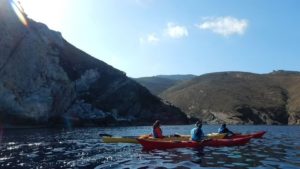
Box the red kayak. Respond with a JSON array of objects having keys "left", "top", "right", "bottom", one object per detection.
[
  {"left": 226, "top": 131, "right": 266, "bottom": 139},
  {"left": 137, "top": 137, "right": 252, "bottom": 150}
]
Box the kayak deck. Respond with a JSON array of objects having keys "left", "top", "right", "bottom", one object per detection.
[
  {"left": 102, "top": 133, "right": 226, "bottom": 144},
  {"left": 102, "top": 135, "right": 190, "bottom": 143}
]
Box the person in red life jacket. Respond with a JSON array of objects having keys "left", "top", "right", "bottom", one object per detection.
[{"left": 152, "top": 120, "right": 164, "bottom": 138}]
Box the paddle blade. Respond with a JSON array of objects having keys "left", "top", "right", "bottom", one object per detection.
[{"left": 99, "top": 133, "right": 112, "bottom": 137}]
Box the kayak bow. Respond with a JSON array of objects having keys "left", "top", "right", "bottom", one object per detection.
[{"left": 226, "top": 131, "right": 266, "bottom": 139}]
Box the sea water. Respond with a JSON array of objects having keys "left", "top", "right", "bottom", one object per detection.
[{"left": 0, "top": 125, "right": 299, "bottom": 169}]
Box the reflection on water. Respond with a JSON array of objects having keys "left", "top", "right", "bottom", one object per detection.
[{"left": 0, "top": 125, "right": 299, "bottom": 168}]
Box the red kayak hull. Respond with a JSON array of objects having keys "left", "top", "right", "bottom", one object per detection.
[
  {"left": 226, "top": 131, "right": 266, "bottom": 139},
  {"left": 204, "top": 137, "right": 251, "bottom": 147},
  {"left": 137, "top": 137, "right": 251, "bottom": 150}
]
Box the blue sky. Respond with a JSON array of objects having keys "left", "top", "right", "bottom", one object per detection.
[{"left": 19, "top": 0, "right": 300, "bottom": 77}]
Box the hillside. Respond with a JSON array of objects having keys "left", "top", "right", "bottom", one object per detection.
[
  {"left": 160, "top": 71, "right": 300, "bottom": 125},
  {"left": 0, "top": 0, "right": 188, "bottom": 127},
  {"left": 134, "top": 75, "right": 196, "bottom": 95}
]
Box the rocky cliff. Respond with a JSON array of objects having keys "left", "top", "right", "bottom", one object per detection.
[
  {"left": 0, "top": 0, "right": 188, "bottom": 127},
  {"left": 160, "top": 71, "right": 300, "bottom": 125}
]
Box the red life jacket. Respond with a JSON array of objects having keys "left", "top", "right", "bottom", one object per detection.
[{"left": 153, "top": 127, "right": 163, "bottom": 138}]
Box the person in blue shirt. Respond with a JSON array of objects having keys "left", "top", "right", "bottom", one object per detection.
[
  {"left": 218, "top": 123, "right": 234, "bottom": 136},
  {"left": 191, "top": 121, "right": 204, "bottom": 141}
]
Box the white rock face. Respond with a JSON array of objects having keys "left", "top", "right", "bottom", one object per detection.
[
  {"left": 0, "top": 0, "right": 75, "bottom": 123},
  {"left": 75, "top": 69, "right": 100, "bottom": 92}
]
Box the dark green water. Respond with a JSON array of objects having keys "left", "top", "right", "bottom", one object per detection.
[{"left": 0, "top": 125, "right": 299, "bottom": 168}]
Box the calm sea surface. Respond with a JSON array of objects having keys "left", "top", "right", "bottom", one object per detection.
[{"left": 0, "top": 125, "right": 299, "bottom": 169}]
